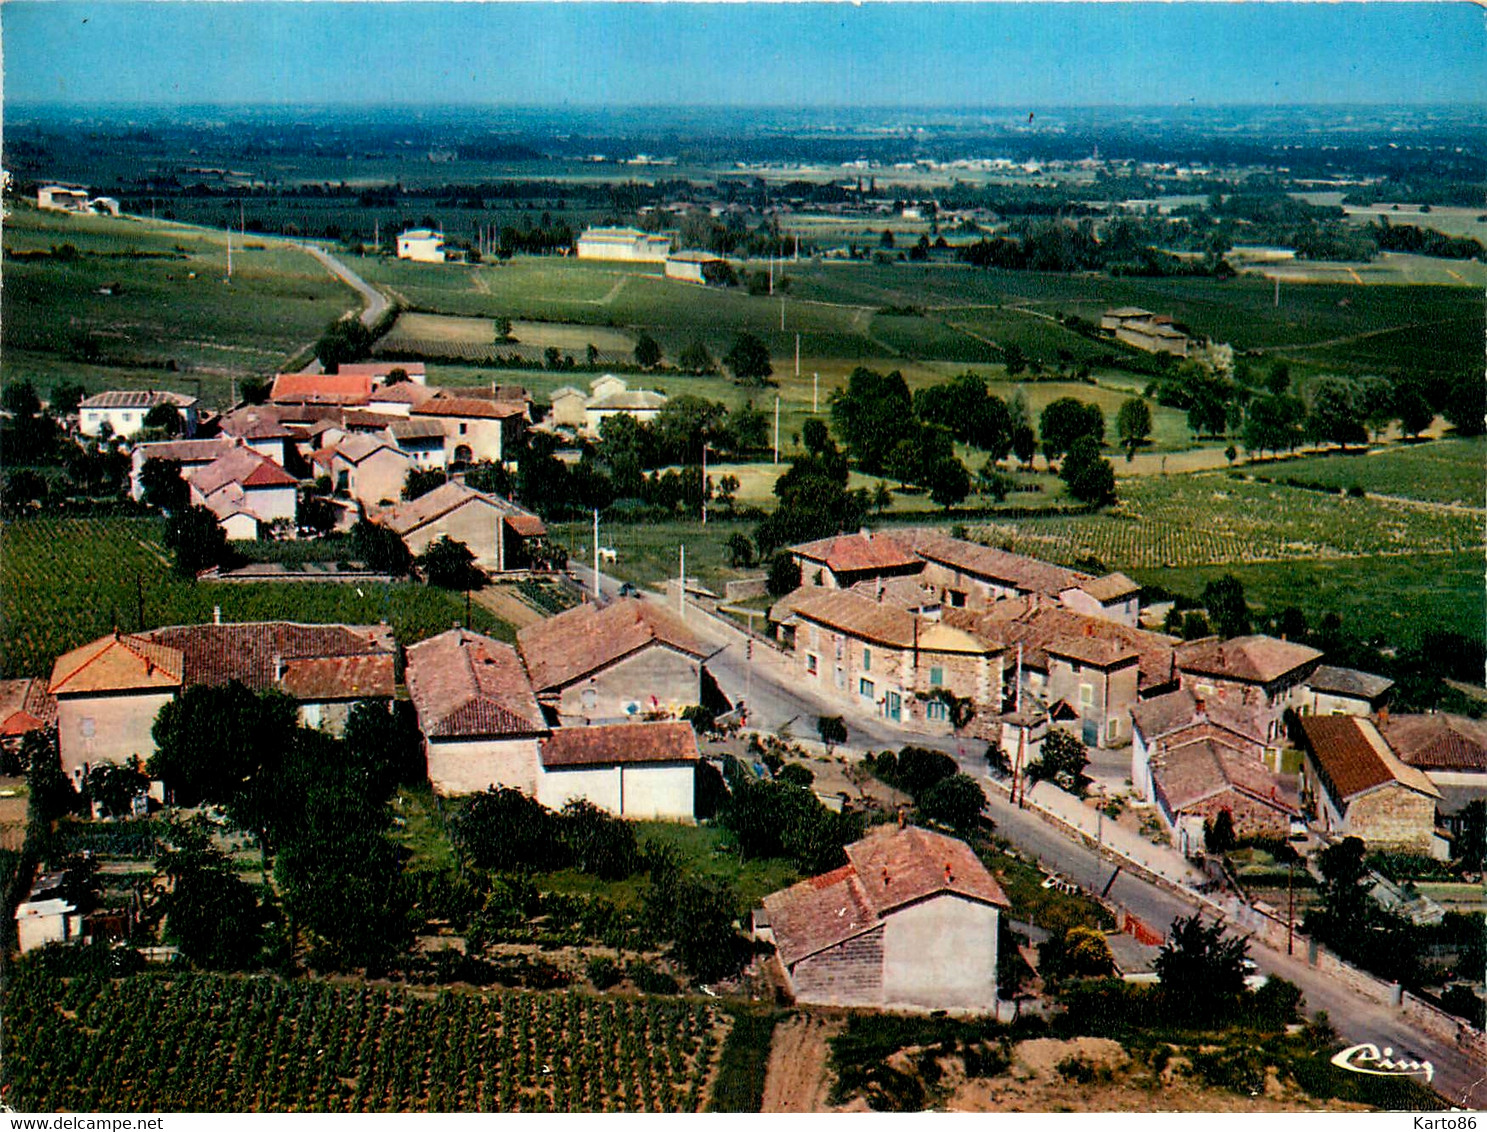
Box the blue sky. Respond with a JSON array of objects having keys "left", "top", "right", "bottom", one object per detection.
[{"left": 4, "top": 2, "right": 1484, "bottom": 108}]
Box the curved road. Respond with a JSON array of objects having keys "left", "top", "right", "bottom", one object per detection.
[{"left": 301, "top": 244, "right": 390, "bottom": 329}]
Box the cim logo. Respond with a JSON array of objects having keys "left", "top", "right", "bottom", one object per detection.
[{"left": 1330, "top": 1043, "right": 1435, "bottom": 1084}]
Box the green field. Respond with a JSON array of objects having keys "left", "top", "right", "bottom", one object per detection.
[
  {"left": 0, "top": 518, "right": 512, "bottom": 680},
  {"left": 1, "top": 205, "right": 357, "bottom": 404},
  {"left": 1242, "top": 437, "right": 1485, "bottom": 507}
]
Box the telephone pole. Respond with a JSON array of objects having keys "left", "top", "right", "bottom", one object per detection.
[{"left": 773, "top": 396, "right": 781, "bottom": 464}]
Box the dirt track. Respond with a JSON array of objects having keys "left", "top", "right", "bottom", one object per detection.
[{"left": 760, "top": 1014, "right": 838, "bottom": 1113}]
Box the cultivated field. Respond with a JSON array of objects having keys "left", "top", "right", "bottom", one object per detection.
[
  {"left": 1, "top": 205, "right": 357, "bottom": 405},
  {"left": 1240, "top": 437, "right": 1485, "bottom": 508},
  {"left": 0, "top": 518, "right": 513, "bottom": 680},
  {"left": 2, "top": 969, "right": 724, "bottom": 1112}
]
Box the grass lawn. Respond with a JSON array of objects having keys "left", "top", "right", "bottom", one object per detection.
[
  {"left": 393, "top": 785, "right": 458, "bottom": 872},
  {"left": 1242, "top": 436, "right": 1486, "bottom": 508},
  {"left": 0, "top": 517, "right": 513, "bottom": 679}
]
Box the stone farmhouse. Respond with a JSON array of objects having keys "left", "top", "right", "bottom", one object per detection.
[
  {"left": 377, "top": 480, "right": 547, "bottom": 572},
  {"left": 185, "top": 446, "right": 298, "bottom": 540},
  {"left": 536, "top": 722, "right": 699, "bottom": 821},
  {"left": 1176, "top": 635, "right": 1324, "bottom": 741},
  {"left": 1131, "top": 688, "right": 1275, "bottom": 800},
  {"left": 516, "top": 599, "right": 712, "bottom": 726},
  {"left": 308, "top": 434, "right": 412, "bottom": 511},
  {"left": 410, "top": 398, "right": 527, "bottom": 465},
  {"left": 47, "top": 621, "right": 396, "bottom": 788},
  {"left": 1298, "top": 715, "right": 1447, "bottom": 859},
  {"left": 664, "top": 250, "right": 727, "bottom": 284},
  {"left": 790, "top": 531, "right": 923, "bottom": 590},
  {"left": 1101, "top": 307, "right": 1194, "bottom": 357},
  {"left": 759, "top": 825, "right": 1010, "bottom": 1011},
  {"left": 1147, "top": 735, "right": 1298, "bottom": 854},
  {"left": 547, "top": 377, "right": 668, "bottom": 437},
  {"left": 1378, "top": 712, "right": 1487, "bottom": 846},
  {"left": 1301, "top": 665, "right": 1395, "bottom": 717}
]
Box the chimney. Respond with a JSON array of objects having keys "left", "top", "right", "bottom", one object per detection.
[
  {"left": 882, "top": 868, "right": 891, "bottom": 887},
  {"left": 1378, "top": 706, "right": 1389, "bottom": 728},
  {"left": 897, "top": 807, "right": 907, "bottom": 829},
  {"left": 1084, "top": 622, "right": 1095, "bottom": 637},
  {"left": 213, "top": 605, "right": 222, "bottom": 625},
  {"left": 273, "top": 652, "right": 285, "bottom": 682},
  {"left": 1194, "top": 697, "right": 1206, "bottom": 722},
  {"left": 944, "top": 863, "right": 954, "bottom": 884}
]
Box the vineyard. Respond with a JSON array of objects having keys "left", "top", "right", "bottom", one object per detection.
[
  {"left": 0, "top": 517, "right": 513, "bottom": 679},
  {"left": 3, "top": 968, "right": 726, "bottom": 1112},
  {"left": 967, "top": 472, "right": 1483, "bottom": 571},
  {"left": 374, "top": 338, "right": 635, "bottom": 368}
]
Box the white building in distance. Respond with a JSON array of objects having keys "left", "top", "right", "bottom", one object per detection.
[
  {"left": 397, "top": 229, "right": 447, "bottom": 263},
  {"left": 78, "top": 390, "right": 200, "bottom": 439},
  {"left": 576, "top": 226, "right": 672, "bottom": 263}
]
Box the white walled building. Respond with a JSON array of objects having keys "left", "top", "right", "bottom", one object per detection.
[
  {"left": 576, "top": 226, "right": 672, "bottom": 263},
  {"left": 397, "top": 228, "right": 447, "bottom": 263},
  {"left": 78, "top": 391, "right": 199, "bottom": 440}
]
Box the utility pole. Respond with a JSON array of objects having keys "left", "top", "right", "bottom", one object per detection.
[
  {"left": 592, "top": 508, "right": 600, "bottom": 601},
  {"left": 678, "top": 545, "right": 686, "bottom": 618},
  {"left": 773, "top": 396, "right": 781, "bottom": 464},
  {"left": 795, "top": 333, "right": 800, "bottom": 380},
  {"left": 768, "top": 254, "right": 774, "bottom": 296},
  {"left": 1286, "top": 855, "right": 1296, "bottom": 956},
  {"left": 701, "top": 443, "right": 709, "bottom": 526},
  {"left": 813, "top": 372, "right": 819, "bottom": 413},
  {"left": 780, "top": 298, "right": 786, "bottom": 331},
  {"left": 1274, "top": 276, "right": 1280, "bottom": 308}
]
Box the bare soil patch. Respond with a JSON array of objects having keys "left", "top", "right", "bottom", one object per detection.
[{"left": 761, "top": 1013, "right": 839, "bottom": 1113}]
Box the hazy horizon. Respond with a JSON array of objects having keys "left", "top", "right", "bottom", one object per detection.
[{"left": 4, "top": 2, "right": 1484, "bottom": 111}]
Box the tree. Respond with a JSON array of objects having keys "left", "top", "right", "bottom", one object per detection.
[
  {"left": 1027, "top": 731, "right": 1089, "bottom": 795},
  {"left": 1061, "top": 435, "right": 1117, "bottom": 507},
  {"left": 1243, "top": 393, "right": 1306, "bottom": 457},
  {"left": 1115, "top": 398, "right": 1153, "bottom": 461},
  {"left": 402, "top": 467, "right": 447, "bottom": 501},
  {"left": 817, "top": 715, "right": 848, "bottom": 755},
  {"left": 164, "top": 505, "right": 230, "bottom": 577},
  {"left": 297, "top": 491, "right": 336, "bottom": 536},
  {"left": 1394, "top": 381, "right": 1435, "bottom": 438},
  {"left": 1440, "top": 371, "right": 1486, "bottom": 437},
  {"left": 154, "top": 817, "right": 263, "bottom": 969},
  {"left": 2, "top": 380, "right": 42, "bottom": 419},
  {"left": 451, "top": 787, "right": 565, "bottom": 872},
  {"left": 1307, "top": 379, "right": 1367, "bottom": 450},
  {"left": 49, "top": 382, "right": 88, "bottom": 417},
  {"left": 141, "top": 402, "right": 182, "bottom": 437},
  {"left": 1010, "top": 423, "right": 1037, "bottom": 468},
  {"left": 140, "top": 458, "right": 189, "bottom": 512},
  {"left": 715, "top": 474, "right": 740, "bottom": 513},
  {"left": 494, "top": 316, "right": 514, "bottom": 342},
  {"left": 1155, "top": 914, "right": 1249, "bottom": 1020},
  {"left": 558, "top": 799, "right": 641, "bottom": 881},
  {"left": 1039, "top": 398, "right": 1105, "bottom": 463},
  {"left": 725, "top": 531, "right": 753, "bottom": 568},
  {"left": 383, "top": 367, "right": 410, "bottom": 386},
  {"left": 1203, "top": 809, "right": 1236, "bottom": 855},
  {"left": 633, "top": 331, "right": 662, "bottom": 369},
  {"left": 917, "top": 773, "right": 987, "bottom": 833},
  {"left": 84, "top": 759, "right": 149, "bottom": 819},
  {"left": 417, "top": 535, "right": 485, "bottom": 591},
  {"left": 723, "top": 333, "right": 773, "bottom": 385},
  {"left": 342, "top": 699, "right": 423, "bottom": 797},
  {"left": 830, "top": 367, "right": 915, "bottom": 474},
  {"left": 679, "top": 339, "right": 715, "bottom": 374},
  {"left": 351, "top": 519, "right": 412, "bottom": 576},
  {"left": 926, "top": 456, "right": 971, "bottom": 510},
  {"left": 1306, "top": 836, "right": 1372, "bottom": 944},
  {"left": 1040, "top": 925, "right": 1116, "bottom": 983},
  {"left": 1202, "top": 574, "right": 1251, "bottom": 637},
  {"left": 766, "top": 552, "right": 802, "bottom": 597},
  {"left": 1456, "top": 799, "right": 1485, "bottom": 871}
]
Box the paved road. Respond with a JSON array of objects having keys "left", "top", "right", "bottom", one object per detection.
[{"left": 301, "top": 244, "right": 390, "bottom": 329}]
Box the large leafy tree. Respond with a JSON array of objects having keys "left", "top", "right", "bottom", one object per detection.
[
  {"left": 140, "top": 459, "right": 189, "bottom": 512},
  {"left": 1039, "top": 397, "right": 1105, "bottom": 462},
  {"left": 1155, "top": 914, "right": 1249, "bottom": 1020},
  {"left": 1060, "top": 435, "right": 1117, "bottom": 507},
  {"left": 830, "top": 367, "right": 915, "bottom": 474},
  {"left": 351, "top": 519, "right": 412, "bottom": 576},
  {"left": 164, "top": 505, "right": 230, "bottom": 577},
  {"left": 1027, "top": 731, "right": 1089, "bottom": 795},
  {"left": 1242, "top": 393, "right": 1307, "bottom": 457},
  {"left": 1202, "top": 574, "right": 1251, "bottom": 637},
  {"left": 722, "top": 332, "right": 773, "bottom": 385},
  {"left": 154, "top": 817, "right": 264, "bottom": 970},
  {"left": 917, "top": 773, "right": 987, "bottom": 833},
  {"left": 1115, "top": 397, "right": 1153, "bottom": 461},
  {"left": 633, "top": 331, "right": 662, "bottom": 369},
  {"left": 1307, "top": 379, "right": 1368, "bottom": 450},
  {"left": 417, "top": 535, "right": 485, "bottom": 591}
]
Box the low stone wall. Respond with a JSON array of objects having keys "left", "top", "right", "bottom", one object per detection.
[
  {"left": 1309, "top": 946, "right": 1399, "bottom": 1005},
  {"left": 724, "top": 576, "right": 768, "bottom": 602},
  {"left": 1402, "top": 991, "right": 1487, "bottom": 1058}
]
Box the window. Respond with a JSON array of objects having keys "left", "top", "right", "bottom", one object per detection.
[
  {"left": 886, "top": 691, "right": 901, "bottom": 721},
  {"left": 948, "top": 590, "right": 966, "bottom": 608},
  {"left": 80, "top": 717, "right": 96, "bottom": 738},
  {"left": 581, "top": 687, "right": 598, "bottom": 712},
  {"left": 806, "top": 653, "right": 818, "bottom": 675},
  {"left": 458, "top": 422, "right": 468, "bottom": 435},
  {"left": 1079, "top": 683, "right": 1094, "bottom": 706},
  {"left": 929, "top": 665, "right": 944, "bottom": 687},
  {"left": 926, "top": 700, "right": 949, "bottom": 722},
  {"left": 862, "top": 648, "right": 872, "bottom": 672},
  {"left": 859, "top": 678, "right": 875, "bottom": 700},
  {"left": 835, "top": 665, "right": 846, "bottom": 690},
  {"left": 1107, "top": 718, "right": 1119, "bottom": 743}
]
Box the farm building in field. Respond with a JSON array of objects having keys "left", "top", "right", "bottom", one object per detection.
[
  {"left": 15, "top": 897, "right": 83, "bottom": 955},
  {"left": 78, "top": 390, "right": 199, "bottom": 440},
  {"left": 1102, "top": 308, "right": 1194, "bottom": 357},
  {"left": 576, "top": 226, "right": 672, "bottom": 263},
  {"left": 1300, "top": 665, "right": 1395, "bottom": 717},
  {"left": 410, "top": 397, "right": 526, "bottom": 464},
  {"left": 186, "top": 446, "right": 299, "bottom": 539},
  {"left": 665, "top": 250, "right": 727, "bottom": 284},
  {"left": 1130, "top": 688, "right": 1276, "bottom": 801},
  {"left": 759, "top": 825, "right": 1010, "bottom": 1011},
  {"left": 1148, "top": 736, "right": 1298, "bottom": 854},
  {"left": 584, "top": 389, "right": 668, "bottom": 436},
  {"left": 377, "top": 481, "right": 546, "bottom": 572},
  {"left": 37, "top": 185, "right": 92, "bottom": 212},
  {"left": 536, "top": 721, "right": 700, "bottom": 821},
  {"left": 397, "top": 228, "right": 447, "bottom": 263},
  {"left": 47, "top": 622, "right": 396, "bottom": 787},
  {"left": 548, "top": 386, "right": 589, "bottom": 429},
  {"left": 516, "top": 598, "right": 712, "bottom": 725},
  {"left": 789, "top": 531, "right": 923, "bottom": 590},
  {"left": 1298, "top": 715, "right": 1447, "bottom": 859},
  {"left": 773, "top": 588, "right": 1003, "bottom": 735},
  {"left": 1176, "top": 635, "right": 1323, "bottom": 741},
  {"left": 405, "top": 629, "right": 549, "bottom": 797}
]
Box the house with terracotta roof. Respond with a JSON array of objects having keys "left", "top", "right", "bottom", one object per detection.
[
  {"left": 377, "top": 480, "right": 546, "bottom": 572},
  {"left": 1130, "top": 687, "right": 1275, "bottom": 802},
  {"left": 186, "top": 447, "right": 299, "bottom": 539},
  {"left": 758, "top": 825, "right": 1010, "bottom": 1011},
  {"left": 1148, "top": 735, "right": 1298, "bottom": 854},
  {"left": 215, "top": 404, "right": 315, "bottom": 466},
  {"left": 47, "top": 621, "right": 395, "bottom": 785},
  {"left": 911, "top": 533, "right": 1092, "bottom": 609},
  {"left": 0, "top": 678, "right": 58, "bottom": 753},
  {"left": 1378, "top": 712, "right": 1487, "bottom": 844},
  {"left": 1177, "top": 635, "right": 1323, "bottom": 739},
  {"left": 270, "top": 371, "right": 376, "bottom": 407},
  {"left": 789, "top": 531, "right": 923, "bottom": 590},
  {"left": 129, "top": 438, "right": 242, "bottom": 501},
  {"left": 516, "top": 599, "right": 712, "bottom": 725},
  {"left": 366, "top": 380, "right": 437, "bottom": 417},
  {"left": 78, "top": 390, "right": 199, "bottom": 440},
  {"left": 1058, "top": 572, "right": 1142, "bottom": 628},
  {"left": 585, "top": 388, "right": 668, "bottom": 436},
  {"left": 778, "top": 589, "right": 1002, "bottom": 734},
  {"left": 549, "top": 386, "right": 589, "bottom": 430},
  {"left": 1298, "top": 715, "right": 1446, "bottom": 859},
  {"left": 405, "top": 629, "right": 549, "bottom": 796},
  {"left": 312, "top": 434, "right": 412, "bottom": 510},
  {"left": 1301, "top": 666, "right": 1395, "bottom": 717},
  {"left": 384, "top": 417, "right": 449, "bottom": 468},
  {"left": 411, "top": 397, "right": 526, "bottom": 464},
  {"left": 536, "top": 721, "right": 700, "bottom": 820},
  {"left": 47, "top": 633, "right": 184, "bottom": 785}
]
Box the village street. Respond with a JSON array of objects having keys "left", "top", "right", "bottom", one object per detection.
[{"left": 566, "top": 565, "right": 1485, "bottom": 1109}]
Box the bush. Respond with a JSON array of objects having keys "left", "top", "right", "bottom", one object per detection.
[
  {"left": 587, "top": 956, "right": 622, "bottom": 990},
  {"left": 628, "top": 962, "right": 681, "bottom": 995}
]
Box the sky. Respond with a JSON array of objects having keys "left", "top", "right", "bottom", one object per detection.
[{"left": 3, "top": 2, "right": 1484, "bottom": 109}]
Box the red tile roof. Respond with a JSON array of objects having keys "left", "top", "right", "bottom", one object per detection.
[
  {"left": 1380, "top": 713, "right": 1487, "bottom": 773},
  {"left": 271, "top": 372, "right": 375, "bottom": 406},
  {"left": 1301, "top": 715, "right": 1439, "bottom": 803},
  {"left": 133, "top": 438, "right": 240, "bottom": 464},
  {"left": 505, "top": 513, "right": 547, "bottom": 538},
  {"left": 960, "top": 598, "right": 1178, "bottom": 691},
  {"left": 789, "top": 589, "right": 997, "bottom": 655},
  {"left": 379, "top": 481, "right": 539, "bottom": 538},
  {"left": 762, "top": 826, "right": 1008, "bottom": 966},
  {"left": 0, "top": 679, "right": 57, "bottom": 735},
  {"left": 540, "top": 721, "right": 700, "bottom": 768},
  {"left": 1151, "top": 738, "right": 1296, "bottom": 815},
  {"left": 1047, "top": 633, "right": 1139, "bottom": 669},
  {"left": 912, "top": 532, "right": 1091, "bottom": 597},
  {"left": 517, "top": 598, "right": 709, "bottom": 693},
  {"left": 1130, "top": 688, "right": 1268, "bottom": 749},
  {"left": 1177, "top": 635, "right": 1322, "bottom": 686},
  {"left": 790, "top": 532, "right": 921, "bottom": 575},
  {"left": 189, "top": 447, "right": 296, "bottom": 496},
  {"left": 326, "top": 362, "right": 427, "bottom": 381},
  {"left": 49, "top": 634, "right": 184, "bottom": 695},
  {"left": 406, "top": 628, "right": 547, "bottom": 739},
  {"left": 413, "top": 397, "right": 526, "bottom": 421},
  {"left": 1073, "top": 572, "right": 1141, "bottom": 603},
  {"left": 139, "top": 622, "right": 395, "bottom": 699}
]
